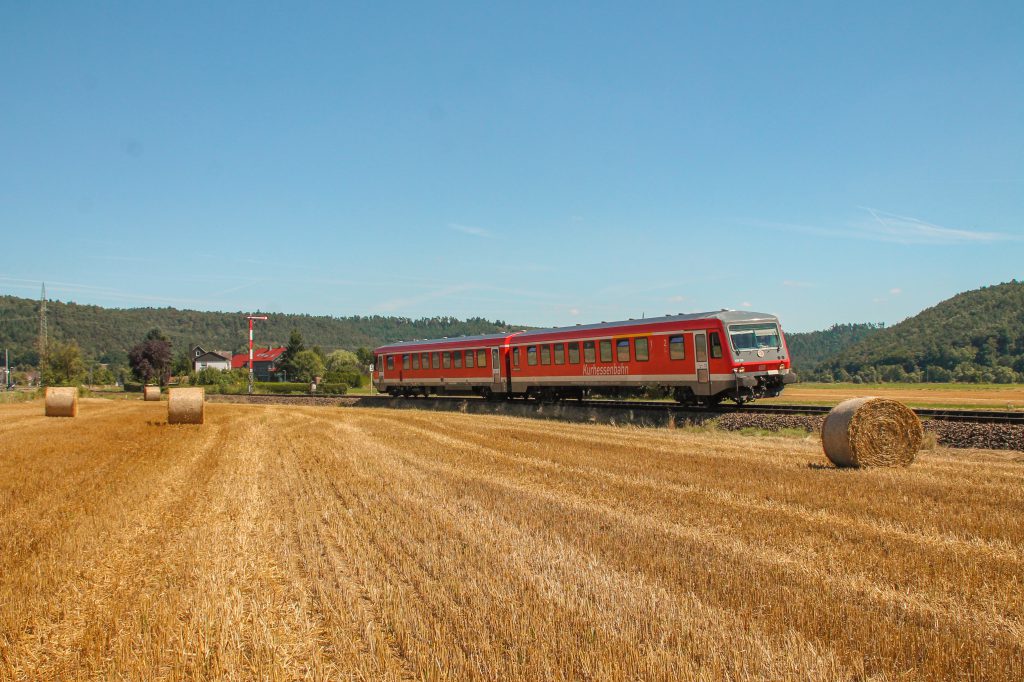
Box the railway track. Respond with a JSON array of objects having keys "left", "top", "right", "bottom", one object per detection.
[{"left": 227, "top": 393, "right": 1024, "bottom": 425}]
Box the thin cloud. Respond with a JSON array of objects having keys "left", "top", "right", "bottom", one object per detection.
[
  {"left": 782, "top": 280, "right": 814, "bottom": 288},
  {"left": 740, "top": 301, "right": 753, "bottom": 308},
  {"left": 376, "top": 283, "right": 477, "bottom": 312},
  {"left": 448, "top": 223, "right": 492, "bottom": 238},
  {"left": 889, "top": 287, "right": 902, "bottom": 295},
  {"left": 856, "top": 207, "right": 1012, "bottom": 244}
]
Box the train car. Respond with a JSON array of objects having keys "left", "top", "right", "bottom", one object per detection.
[
  {"left": 373, "top": 333, "right": 513, "bottom": 398},
  {"left": 373, "top": 310, "right": 795, "bottom": 405}
]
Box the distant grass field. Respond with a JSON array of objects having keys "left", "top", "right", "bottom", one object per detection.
[{"left": 767, "top": 382, "right": 1024, "bottom": 410}]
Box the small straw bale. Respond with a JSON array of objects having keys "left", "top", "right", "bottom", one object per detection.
[
  {"left": 822, "top": 397, "right": 922, "bottom": 467},
  {"left": 167, "top": 387, "right": 205, "bottom": 424},
  {"left": 45, "top": 387, "right": 79, "bottom": 417},
  {"left": 143, "top": 385, "right": 161, "bottom": 401}
]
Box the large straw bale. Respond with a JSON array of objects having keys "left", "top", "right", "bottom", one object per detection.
[
  {"left": 822, "top": 397, "right": 921, "bottom": 467},
  {"left": 44, "top": 387, "right": 78, "bottom": 417},
  {"left": 167, "top": 387, "right": 205, "bottom": 424},
  {"left": 143, "top": 385, "right": 161, "bottom": 401}
]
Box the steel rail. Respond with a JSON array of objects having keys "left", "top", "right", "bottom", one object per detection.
[{"left": 227, "top": 393, "right": 1024, "bottom": 425}]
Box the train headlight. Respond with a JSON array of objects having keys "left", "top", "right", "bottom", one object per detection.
[
  {"left": 735, "top": 367, "right": 745, "bottom": 373},
  {"left": 779, "top": 363, "right": 786, "bottom": 370}
]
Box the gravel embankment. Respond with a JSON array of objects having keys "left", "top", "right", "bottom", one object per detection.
[{"left": 715, "top": 413, "right": 1024, "bottom": 451}]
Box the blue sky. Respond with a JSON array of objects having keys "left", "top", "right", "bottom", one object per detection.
[{"left": 1, "top": 2, "right": 1021, "bottom": 332}]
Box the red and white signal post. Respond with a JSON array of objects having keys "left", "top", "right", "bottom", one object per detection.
[{"left": 245, "top": 314, "right": 268, "bottom": 394}]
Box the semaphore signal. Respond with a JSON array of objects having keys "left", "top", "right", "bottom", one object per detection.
[{"left": 245, "top": 314, "right": 269, "bottom": 395}]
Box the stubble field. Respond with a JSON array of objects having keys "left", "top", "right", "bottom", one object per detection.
[{"left": 1, "top": 400, "right": 1022, "bottom": 680}]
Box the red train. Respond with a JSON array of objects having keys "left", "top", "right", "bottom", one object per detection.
[{"left": 373, "top": 310, "right": 795, "bottom": 405}]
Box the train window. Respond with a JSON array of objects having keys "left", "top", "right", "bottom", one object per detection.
[
  {"left": 477, "top": 349, "right": 487, "bottom": 367},
  {"left": 669, "top": 336, "right": 685, "bottom": 360},
  {"left": 616, "top": 339, "right": 630, "bottom": 362},
  {"left": 635, "top": 337, "right": 649, "bottom": 361},
  {"left": 442, "top": 352, "right": 451, "bottom": 369},
  {"left": 709, "top": 332, "right": 723, "bottom": 359},
  {"left": 466, "top": 350, "right": 475, "bottom": 368},
  {"left": 568, "top": 342, "right": 580, "bottom": 364},
  {"left": 599, "top": 340, "right": 613, "bottom": 363},
  {"left": 554, "top": 343, "right": 565, "bottom": 364},
  {"left": 513, "top": 347, "right": 520, "bottom": 367},
  {"left": 454, "top": 351, "right": 462, "bottom": 368},
  {"left": 540, "top": 345, "right": 551, "bottom": 365},
  {"left": 402, "top": 354, "right": 410, "bottom": 369},
  {"left": 583, "top": 341, "right": 596, "bottom": 363},
  {"left": 376, "top": 355, "right": 382, "bottom": 371},
  {"left": 432, "top": 352, "right": 440, "bottom": 369},
  {"left": 412, "top": 354, "right": 420, "bottom": 369},
  {"left": 695, "top": 335, "right": 708, "bottom": 362},
  {"left": 387, "top": 355, "right": 394, "bottom": 370},
  {"left": 421, "top": 353, "right": 429, "bottom": 368},
  {"left": 527, "top": 346, "right": 537, "bottom": 366}
]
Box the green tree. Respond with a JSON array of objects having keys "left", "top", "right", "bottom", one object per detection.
[
  {"left": 43, "top": 340, "right": 86, "bottom": 386},
  {"left": 356, "top": 346, "right": 374, "bottom": 369},
  {"left": 292, "top": 349, "right": 324, "bottom": 383},
  {"left": 278, "top": 329, "right": 306, "bottom": 377}
]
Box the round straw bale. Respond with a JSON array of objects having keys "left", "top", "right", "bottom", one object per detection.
[
  {"left": 822, "top": 397, "right": 922, "bottom": 467},
  {"left": 143, "top": 385, "right": 161, "bottom": 401},
  {"left": 167, "top": 387, "right": 205, "bottom": 424},
  {"left": 44, "top": 387, "right": 79, "bottom": 417}
]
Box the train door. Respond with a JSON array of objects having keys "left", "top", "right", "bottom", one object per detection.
[
  {"left": 694, "top": 332, "right": 710, "bottom": 393},
  {"left": 491, "top": 348, "right": 502, "bottom": 392}
]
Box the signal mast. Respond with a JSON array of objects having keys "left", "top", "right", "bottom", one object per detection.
[{"left": 245, "top": 314, "right": 268, "bottom": 395}]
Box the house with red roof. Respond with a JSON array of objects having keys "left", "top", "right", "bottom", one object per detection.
[{"left": 232, "top": 347, "right": 287, "bottom": 381}]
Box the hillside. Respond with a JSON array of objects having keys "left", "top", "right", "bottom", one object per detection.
[
  {"left": 0, "top": 295, "right": 516, "bottom": 367},
  {"left": 785, "top": 323, "right": 884, "bottom": 374},
  {"left": 815, "top": 281, "right": 1024, "bottom": 383}
]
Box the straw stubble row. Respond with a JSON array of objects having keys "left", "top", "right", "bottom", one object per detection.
[{"left": 0, "top": 401, "right": 1021, "bottom": 680}]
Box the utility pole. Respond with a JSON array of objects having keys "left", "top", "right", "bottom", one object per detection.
[
  {"left": 38, "top": 283, "right": 47, "bottom": 386},
  {"left": 245, "top": 314, "right": 268, "bottom": 395}
]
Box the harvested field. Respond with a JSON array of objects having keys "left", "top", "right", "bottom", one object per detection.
[{"left": 1, "top": 400, "right": 1022, "bottom": 680}]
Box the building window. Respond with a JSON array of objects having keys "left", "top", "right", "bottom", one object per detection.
[
  {"left": 432, "top": 352, "right": 440, "bottom": 369},
  {"left": 402, "top": 354, "right": 410, "bottom": 369},
  {"left": 387, "top": 356, "right": 394, "bottom": 370},
  {"left": 616, "top": 339, "right": 630, "bottom": 362},
  {"left": 599, "top": 339, "right": 613, "bottom": 363},
  {"left": 583, "top": 341, "right": 596, "bottom": 363},
  {"left": 635, "top": 337, "right": 649, "bottom": 361},
  {"left": 709, "top": 332, "right": 723, "bottom": 359},
  {"left": 669, "top": 336, "right": 685, "bottom": 360},
  {"left": 513, "top": 347, "right": 520, "bottom": 367},
  {"left": 454, "top": 351, "right": 462, "bottom": 368},
  {"left": 527, "top": 346, "right": 537, "bottom": 365},
  {"left": 412, "top": 354, "right": 420, "bottom": 370},
  {"left": 466, "top": 350, "right": 475, "bottom": 368},
  {"left": 554, "top": 343, "right": 564, "bottom": 364},
  {"left": 477, "top": 349, "right": 487, "bottom": 367},
  {"left": 540, "top": 345, "right": 551, "bottom": 365},
  {"left": 442, "top": 352, "right": 451, "bottom": 369},
  {"left": 568, "top": 342, "right": 580, "bottom": 364}
]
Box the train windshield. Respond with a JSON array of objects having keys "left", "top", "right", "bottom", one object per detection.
[{"left": 728, "top": 323, "right": 781, "bottom": 351}]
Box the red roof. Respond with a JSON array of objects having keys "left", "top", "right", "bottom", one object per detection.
[{"left": 231, "top": 347, "right": 286, "bottom": 369}]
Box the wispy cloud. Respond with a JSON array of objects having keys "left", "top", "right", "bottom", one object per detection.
[
  {"left": 751, "top": 209, "right": 1016, "bottom": 245},
  {"left": 889, "top": 287, "right": 902, "bottom": 295},
  {"left": 448, "top": 223, "right": 492, "bottom": 238},
  {"left": 376, "top": 283, "right": 478, "bottom": 312},
  {"left": 782, "top": 280, "right": 814, "bottom": 288},
  {"left": 740, "top": 301, "right": 753, "bottom": 308},
  {"left": 856, "top": 207, "right": 1011, "bottom": 244}
]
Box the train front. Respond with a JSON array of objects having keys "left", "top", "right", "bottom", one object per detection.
[{"left": 723, "top": 315, "right": 796, "bottom": 402}]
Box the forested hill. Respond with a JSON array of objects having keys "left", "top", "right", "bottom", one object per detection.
[
  {"left": 785, "top": 323, "right": 884, "bottom": 374},
  {"left": 814, "top": 281, "right": 1024, "bottom": 383},
  {"left": 0, "top": 295, "right": 517, "bottom": 366}
]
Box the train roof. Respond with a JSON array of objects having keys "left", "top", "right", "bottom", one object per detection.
[
  {"left": 514, "top": 310, "right": 779, "bottom": 339},
  {"left": 373, "top": 310, "right": 780, "bottom": 353}
]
